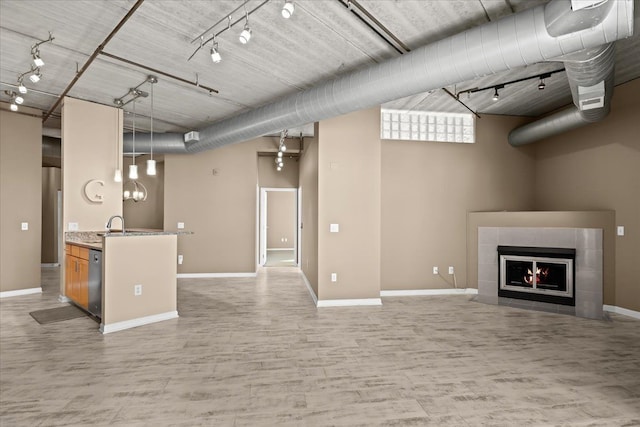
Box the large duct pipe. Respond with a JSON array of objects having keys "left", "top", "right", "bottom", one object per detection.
[
  {"left": 509, "top": 39, "right": 617, "bottom": 145},
  {"left": 124, "top": 0, "right": 633, "bottom": 154}
]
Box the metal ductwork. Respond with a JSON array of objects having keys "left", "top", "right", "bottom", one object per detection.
[
  {"left": 124, "top": 0, "right": 634, "bottom": 155},
  {"left": 508, "top": 4, "right": 620, "bottom": 146}
]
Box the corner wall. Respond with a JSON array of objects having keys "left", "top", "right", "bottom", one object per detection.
[
  {"left": 299, "top": 135, "right": 319, "bottom": 295},
  {"left": 534, "top": 78, "right": 640, "bottom": 312},
  {"left": 381, "top": 114, "right": 535, "bottom": 290},
  {"left": 317, "top": 107, "right": 381, "bottom": 301},
  {"left": 0, "top": 106, "right": 42, "bottom": 293}
]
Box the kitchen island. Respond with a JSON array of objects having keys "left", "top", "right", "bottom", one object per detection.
[{"left": 65, "top": 230, "right": 190, "bottom": 334}]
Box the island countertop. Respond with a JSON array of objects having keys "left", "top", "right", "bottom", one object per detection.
[{"left": 66, "top": 229, "right": 192, "bottom": 250}]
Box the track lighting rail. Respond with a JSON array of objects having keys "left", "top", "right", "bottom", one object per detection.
[
  {"left": 455, "top": 68, "right": 565, "bottom": 99},
  {"left": 187, "top": 0, "right": 270, "bottom": 62}
]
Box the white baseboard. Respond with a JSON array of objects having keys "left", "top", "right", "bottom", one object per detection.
[
  {"left": 58, "top": 295, "right": 71, "bottom": 303},
  {"left": 300, "top": 272, "right": 318, "bottom": 305},
  {"left": 41, "top": 263, "right": 60, "bottom": 268},
  {"left": 603, "top": 305, "right": 640, "bottom": 320},
  {"left": 317, "top": 298, "right": 382, "bottom": 307},
  {"left": 267, "top": 248, "right": 295, "bottom": 251},
  {"left": 177, "top": 272, "right": 257, "bottom": 279},
  {"left": 0, "top": 287, "right": 42, "bottom": 298},
  {"left": 100, "top": 311, "right": 179, "bottom": 334},
  {"left": 381, "top": 288, "right": 478, "bottom": 297}
]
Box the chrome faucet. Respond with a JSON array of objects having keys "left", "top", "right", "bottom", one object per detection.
[{"left": 106, "top": 215, "right": 125, "bottom": 234}]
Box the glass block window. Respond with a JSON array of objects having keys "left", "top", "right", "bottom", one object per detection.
[{"left": 381, "top": 109, "right": 475, "bottom": 143}]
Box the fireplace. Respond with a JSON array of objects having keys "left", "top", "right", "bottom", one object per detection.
[{"left": 498, "top": 246, "right": 575, "bottom": 306}]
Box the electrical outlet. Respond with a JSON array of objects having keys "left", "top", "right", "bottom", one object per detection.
[
  {"left": 617, "top": 226, "right": 625, "bottom": 236},
  {"left": 433, "top": 266, "right": 438, "bottom": 275},
  {"left": 21, "top": 222, "right": 28, "bottom": 231},
  {"left": 134, "top": 284, "right": 142, "bottom": 296},
  {"left": 178, "top": 255, "right": 184, "bottom": 265},
  {"left": 448, "top": 266, "right": 454, "bottom": 275},
  {"left": 331, "top": 273, "right": 337, "bottom": 282},
  {"left": 177, "top": 222, "right": 185, "bottom": 229},
  {"left": 68, "top": 222, "right": 79, "bottom": 231}
]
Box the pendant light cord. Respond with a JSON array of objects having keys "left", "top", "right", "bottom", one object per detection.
[
  {"left": 150, "top": 80, "right": 153, "bottom": 161},
  {"left": 132, "top": 100, "right": 136, "bottom": 167}
]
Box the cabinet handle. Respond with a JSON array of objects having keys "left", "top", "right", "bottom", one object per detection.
[{"left": 75, "top": 260, "right": 78, "bottom": 273}]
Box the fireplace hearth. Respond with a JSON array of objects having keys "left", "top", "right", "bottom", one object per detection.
[{"left": 498, "top": 246, "right": 576, "bottom": 306}]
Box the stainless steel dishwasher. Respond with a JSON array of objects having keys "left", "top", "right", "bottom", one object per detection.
[{"left": 88, "top": 249, "right": 102, "bottom": 318}]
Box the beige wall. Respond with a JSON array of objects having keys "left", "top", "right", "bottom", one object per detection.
[
  {"left": 534, "top": 78, "right": 640, "bottom": 312},
  {"left": 123, "top": 154, "right": 164, "bottom": 230},
  {"left": 42, "top": 167, "right": 61, "bottom": 263},
  {"left": 466, "top": 211, "right": 615, "bottom": 304},
  {"left": 102, "top": 234, "right": 177, "bottom": 325},
  {"left": 61, "top": 97, "right": 123, "bottom": 296},
  {"left": 267, "top": 191, "right": 296, "bottom": 249},
  {"left": 258, "top": 155, "right": 299, "bottom": 188},
  {"left": 299, "top": 134, "right": 319, "bottom": 295},
  {"left": 0, "top": 106, "right": 42, "bottom": 292},
  {"left": 164, "top": 137, "right": 293, "bottom": 274},
  {"left": 62, "top": 98, "right": 123, "bottom": 232},
  {"left": 381, "top": 114, "right": 535, "bottom": 290},
  {"left": 317, "top": 107, "right": 381, "bottom": 300}
]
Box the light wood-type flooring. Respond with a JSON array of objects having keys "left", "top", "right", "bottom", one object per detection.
[{"left": 1, "top": 267, "right": 639, "bottom": 426}]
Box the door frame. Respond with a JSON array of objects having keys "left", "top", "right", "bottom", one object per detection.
[{"left": 257, "top": 187, "right": 299, "bottom": 267}]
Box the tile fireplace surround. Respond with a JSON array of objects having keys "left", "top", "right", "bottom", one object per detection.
[{"left": 478, "top": 227, "right": 603, "bottom": 319}]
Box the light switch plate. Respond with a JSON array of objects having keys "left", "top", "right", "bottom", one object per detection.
[
  {"left": 177, "top": 222, "right": 185, "bottom": 229},
  {"left": 21, "top": 222, "right": 28, "bottom": 231},
  {"left": 617, "top": 226, "right": 625, "bottom": 236},
  {"left": 433, "top": 266, "right": 438, "bottom": 275},
  {"left": 331, "top": 273, "right": 337, "bottom": 282},
  {"left": 330, "top": 223, "right": 339, "bottom": 233}
]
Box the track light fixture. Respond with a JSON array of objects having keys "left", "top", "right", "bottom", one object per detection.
[
  {"left": 282, "top": 1, "right": 295, "bottom": 18},
  {"left": 239, "top": 10, "right": 252, "bottom": 44},
  {"left": 18, "top": 78, "right": 27, "bottom": 94},
  {"left": 210, "top": 39, "right": 222, "bottom": 63},
  {"left": 239, "top": 23, "right": 252, "bottom": 44},
  {"left": 29, "top": 69, "right": 41, "bottom": 83},
  {"left": 5, "top": 91, "right": 19, "bottom": 111},
  {"left": 455, "top": 69, "right": 564, "bottom": 103},
  {"left": 538, "top": 73, "right": 550, "bottom": 90},
  {"left": 32, "top": 50, "right": 44, "bottom": 68},
  {"left": 30, "top": 32, "right": 54, "bottom": 68},
  {"left": 15, "top": 95, "right": 24, "bottom": 105}
]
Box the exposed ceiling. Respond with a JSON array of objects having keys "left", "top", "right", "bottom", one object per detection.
[{"left": 1, "top": 0, "right": 639, "bottom": 138}]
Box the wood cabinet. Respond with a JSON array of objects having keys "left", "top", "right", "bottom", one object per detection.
[{"left": 65, "top": 244, "right": 89, "bottom": 308}]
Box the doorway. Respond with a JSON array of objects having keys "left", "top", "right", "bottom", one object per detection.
[{"left": 259, "top": 188, "right": 298, "bottom": 267}]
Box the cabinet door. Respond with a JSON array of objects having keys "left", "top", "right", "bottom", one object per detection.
[
  {"left": 65, "top": 255, "right": 76, "bottom": 301},
  {"left": 77, "top": 258, "right": 89, "bottom": 308}
]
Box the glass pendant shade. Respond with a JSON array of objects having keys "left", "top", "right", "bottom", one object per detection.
[
  {"left": 146, "top": 159, "right": 156, "bottom": 176},
  {"left": 114, "top": 169, "right": 123, "bottom": 183},
  {"left": 129, "top": 164, "right": 138, "bottom": 180}
]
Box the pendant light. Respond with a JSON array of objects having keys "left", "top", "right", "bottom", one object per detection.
[
  {"left": 114, "top": 107, "right": 122, "bottom": 182},
  {"left": 128, "top": 100, "right": 138, "bottom": 180},
  {"left": 147, "top": 76, "right": 157, "bottom": 176}
]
